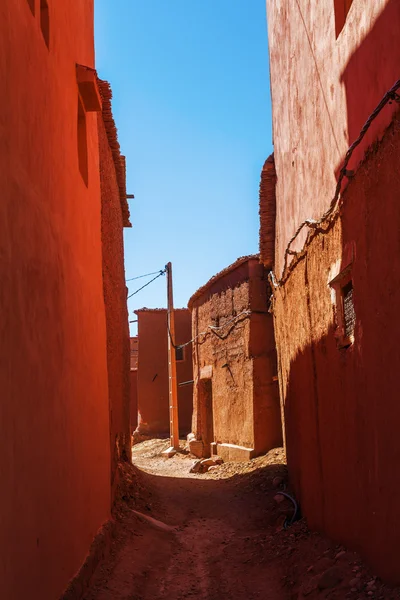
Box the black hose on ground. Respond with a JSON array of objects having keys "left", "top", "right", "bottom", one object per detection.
[{"left": 275, "top": 491, "right": 299, "bottom": 529}]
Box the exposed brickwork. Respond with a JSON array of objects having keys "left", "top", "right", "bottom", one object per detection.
[
  {"left": 189, "top": 257, "right": 282, "bottom": 460},
  {"left": 97, "top": 78, "right": 131, "bottom": 228},
  {"left": 98, "top": 86, "right": 131, "bottom": 489},
  {"left": 188, "top": 255, "right": 258, "bottom": 310}
]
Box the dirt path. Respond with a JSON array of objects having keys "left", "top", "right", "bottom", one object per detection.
[{"left": 83, "top": 440, "right": 400, "bottom": 600}]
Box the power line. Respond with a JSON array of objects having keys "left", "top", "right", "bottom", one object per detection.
[
  {"left": 126, "top": 270, "right": 165, "bottom": 282},
  {"left": 168, "top": 310, "right": 252, "bottom": 350},
  {"left": 127, "top": 269, "right": 166, "bottom": 299}
]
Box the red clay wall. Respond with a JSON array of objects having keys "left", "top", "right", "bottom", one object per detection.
[
  {"left": 191, "top": 259, "right": 281, "bottom": 459},
  {"left": 248, "top": 262, "right": 282, "bottom": 454},
  {"left": 266, "top": 0, "right": 400, "bottom": 277},
  {"left": 266, "top": 0, "right": 400, "bottom": 581},
  {"left": 136, "top": 309, "right": 193, "bottom": 436},
  {"left": 130, "top": 337, "right": 138, "bottom": 431},
  {"left": 273, "top": 114, "right": 400, "bottom": 582},
  {"left": 130, "top": 369, "right": 138, "bottom": 432},
  {"left": 130, "top": 336, "right": 139, "bottom": 370},
  {"left": 98, "top": 108, "right": 131, "bottom": 487},
  {"left": 0, "top": 2, "right": 111, "bottom": 599}
]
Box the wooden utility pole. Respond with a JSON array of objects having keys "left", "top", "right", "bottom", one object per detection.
[{"left": 162, "top": 262, "right": 180, "bottom": 457}]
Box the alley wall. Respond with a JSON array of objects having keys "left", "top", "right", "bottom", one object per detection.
[
  {"left": 136, "top": 309, "right": 193, "bottom": 436},
  {"left": 192, "top": 266, "right": 254, "bottom": 454},
  {"left": 0, "top": 2, "right": 111, "bottom": 598},
  {"left": 189, "top": 257, "right": 282, "bottom": 460},
  {"left": 98, "top": 79, "right": 132, "bottom": 495},
  {"left": 130, "top": 337, "right": 138, "bottom": 432},
  {"left": 266, "top": 0, "right": 400, "bottom": 581},
  {"left": 273, "top": 115, "right": 400, "bottom": 582},
  {"left": 266, "top": 0, "right": 400, "bottom": 278}
]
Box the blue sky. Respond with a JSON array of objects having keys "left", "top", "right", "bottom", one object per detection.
[{"left": 95, "top": 1, "right": 272, "bottom": 334}]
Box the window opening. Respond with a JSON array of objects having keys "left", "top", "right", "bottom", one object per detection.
[
  {"left": 329, "top": 265, "right": 356, "bottom": 348},
  {"left": 175, "top": 347, "right": 184, "bottom": 362},
  {"left": 342, "top": 280, "right": 356, "bottom": 341},
  {"left": 40, "top": 0, "right": 50, "bottom": 48},
  {"left": 77, "top": 96, "right": 88, "bottom": 186},
  {"left": 334, "top": 0, "right": 354, "bottom": 37}
]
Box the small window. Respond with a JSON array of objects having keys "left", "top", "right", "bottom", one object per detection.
[
  {"left": 40, "top": 0, "right": 50, "bottom": 48},
  {"left": 342, "top": 281, "right": 356, "bottom": 341},
  {"left": 334, "top": 0, "right": 354, "bottom": 37},
  {"left": 77, "top": 96, "right": 88, "bottom": 186},
  {"left": 175, "top": 346, "right": 184, "bottom": 362},
  {"left": 330, "top": 267, "right": 356, "bottom": 348},
  {"left": 27, "top": 0, "right": 35, "bottom": 16}
]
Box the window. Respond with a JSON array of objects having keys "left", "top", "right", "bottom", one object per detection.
[
  {"left": 77, "top": 96, "right": 88, "bottom": 186},
  {"left": 330, "top": 267, "right": 356, "bottom": 348},
  {"left": 175, "top": 346, "right": 184, "bottom": 362},
  {"left": 342, "top": 280, "right": 356, "bottom": 341},
  {"left": 40, "top": 0, "right": 50, "bottom": 48},
  {"left": 334, "top": 0, "right": 354, "bottom": 37}
]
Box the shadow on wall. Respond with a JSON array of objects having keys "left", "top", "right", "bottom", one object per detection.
[
  {"left": 283, "top": 325, "right": 364, "bottom": 560},
  {"left": 339, "top": 0, "right": 400, "bottom": 171},
  {"left": 282, "top": 109, "right": 400, "bottom": 582}
]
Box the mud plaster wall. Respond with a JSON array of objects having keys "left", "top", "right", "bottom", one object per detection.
[
  {"left": 130, "top": 337, "right": 138, "bottom": 431},
  {"left": 130, "top": 336, "right": 138, "bottom": 370},
  {"left": 0, "top": 2, "right": 111, "bottom": 599},
  {"left": 98, "top": 114, "right": 131, "bottom": 486},
  {"left": 266, "top": 0, "right": 400, "bottom": 277},
  {"left": 130, "top": 369, "right": 138, "bottom": 432},
  {"left": 273, "top": 113, "right": 400, "bottom": 583},
  {"left": 136, "top": 310, "right": 193, "bottom": 436},
  {"left": 192, "top": 260, "right": 281, "bottom": 454}
]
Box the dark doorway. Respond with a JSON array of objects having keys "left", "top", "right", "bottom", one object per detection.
[{"left": 198, "top": 378, "right": 214, "bottom": 458}]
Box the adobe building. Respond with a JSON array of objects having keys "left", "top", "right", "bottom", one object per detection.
[
  {"left": 130, "top": 336, "right": 139, "bottom": 432},
  {"left": 0, "top": 2, "right": 131, "bottom": 599},
  {"left": 98, "top": 77, "right": 132, "bottom": 490},
  {"left": 265, "top": 0, "right": 400, "bottom": 582},
  {"left": 135, "top": 308, "right": 193, "bottom": 437},
  {"left": 187, "top": 256, "right": 282, "bottom": 461}
]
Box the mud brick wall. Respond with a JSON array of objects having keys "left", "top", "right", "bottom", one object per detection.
[
  {"left": 273, "top": 114, "right": 400, "bottom": 583},
  {"left": 190, "top": 257, "right": 282, "bottom": 458}
]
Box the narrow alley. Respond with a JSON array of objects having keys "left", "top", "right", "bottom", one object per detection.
[
  {"left": 77, "top": 441, "right": 397, "bottom": 600},
  {"left": 2, "top": 1, "right": 400, "bottom": 599}
]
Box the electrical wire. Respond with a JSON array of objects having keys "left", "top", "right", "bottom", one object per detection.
[
  {"left": 271, "top": 79, "right": 400, "bottom": 288},
  {"left": 126, "top": 270, "right": 165, "bottom": 282},
  {"left": 168, "top": 310, "right": 252, "bottom": 350},
  {"left": 127, "top": 269, "right": 166, "bottom": 299}
]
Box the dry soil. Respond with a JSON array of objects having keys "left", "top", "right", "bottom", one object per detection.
[{"left": 82, "top": 439, "right": 400, "bottom": 600}]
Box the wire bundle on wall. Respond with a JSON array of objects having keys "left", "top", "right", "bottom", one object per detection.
[
  {"left": 270, "top": 79, "right": 400, "bottom": 289},
  {"left": 168, "top": 310, "right": 252, "bottom": 350}
]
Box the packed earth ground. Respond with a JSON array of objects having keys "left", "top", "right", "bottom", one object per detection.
[{"left": 80, "top": 440, "right": 400, "bottom": 600}]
